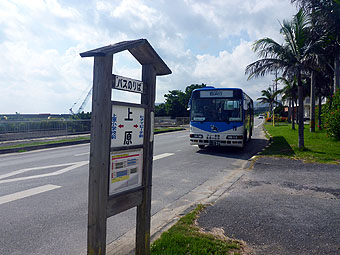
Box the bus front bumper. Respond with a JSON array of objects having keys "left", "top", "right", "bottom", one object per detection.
[{"left": 190, "top": 139, "right": 244, "bottom": 147}]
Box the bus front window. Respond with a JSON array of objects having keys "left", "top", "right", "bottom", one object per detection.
[{"left": 191, "top": 99, "right": 242, "bottom": 122}]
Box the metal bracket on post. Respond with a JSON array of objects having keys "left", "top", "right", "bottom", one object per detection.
[{"left": 80, "top": 39, "right": 171, "bottom": 255}]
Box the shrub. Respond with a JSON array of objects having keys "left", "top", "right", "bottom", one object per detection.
[
  {"left": 322, "top": 89, "right": 340, "bottom": 140},
  {"left": 266, "top": 116, "right": 288, "bottom": 123}
]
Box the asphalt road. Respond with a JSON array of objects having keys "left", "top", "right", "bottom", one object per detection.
[{"left": 0, "top": 118, "right": 265, "bottom": 255}]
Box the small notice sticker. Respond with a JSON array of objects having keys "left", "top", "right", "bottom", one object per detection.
[{"left": 109, "top": 149, "right": 143, "bottom": 195}]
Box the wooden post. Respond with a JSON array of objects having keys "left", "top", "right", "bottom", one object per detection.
[
  {"left": 136, "top": 64, "right": 156, "bottom": 255},
  {"left": 87, "top": 55, "right": 113, "bottom": 255}
]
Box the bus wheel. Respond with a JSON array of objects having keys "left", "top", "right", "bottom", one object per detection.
[{"left": 198, "top": 145, "right": 206, "bottom": 149}]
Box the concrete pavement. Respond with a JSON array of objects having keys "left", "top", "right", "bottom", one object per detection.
[{"left": 198, "top": 157, "right": 340, "bottom": 255}]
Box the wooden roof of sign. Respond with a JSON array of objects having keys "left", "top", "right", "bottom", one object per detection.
[{"left": 80, "top": 39, "right": 171, "bottom": 76}]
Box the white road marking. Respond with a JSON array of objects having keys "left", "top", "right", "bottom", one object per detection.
[
  {"left": 153, "top": 153, "right": 174, "bottom": 161},
  {"left": 74, "top": 152, "right": 90, "bottom": 156},
  {"left": 0, "top": 161, "right": 88, "bottom": 184},
  {"left": 177, "top": 135, "right": 188, "bottom": 138},
  {"left": 0, "top": 184, "right": 61, "bottom": 205}
]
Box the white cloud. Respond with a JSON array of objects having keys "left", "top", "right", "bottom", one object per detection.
[{"left": 0, "top": 0, "right": 297, "bottom": 113}]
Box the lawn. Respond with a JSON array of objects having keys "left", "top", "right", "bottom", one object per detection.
[
  {"left": 262, "top": 123, "right": 340, "bottom": 164},
  {"left": 151, "top": 204, "right": 241, "bottom": 255}
]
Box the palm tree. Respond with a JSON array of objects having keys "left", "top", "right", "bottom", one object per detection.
[
  {"left": 257, "top": 87, "right": 281, "bottom": 125},
  {"left": 291, "top": 0, "right": 340, "bottom": 93},
  {"left": 277, "top": 77, "right": 298, "bottom": 129},
  {"left": 245, "top": 9, "right": 320, "bottom": 149},
  {"left": 257, "top": 87, "right": 281, "bottom": 111}
]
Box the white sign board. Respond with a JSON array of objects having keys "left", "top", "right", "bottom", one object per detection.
[
  {"left": 109, "top": 149, "right": 143, "bottom": 195},
  {"left": 113, "top": 75, "right": 143, "bottom": 94},
  {"left": 111, "top": 105, "right": 145, "bottom": 147},
  {"left": 200, "top": 90, "right": 233, "bottom": 98}
]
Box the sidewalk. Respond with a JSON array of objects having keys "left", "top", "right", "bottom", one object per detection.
[{"left": 198, "top": 157, "right": 340, "bottom": 255}]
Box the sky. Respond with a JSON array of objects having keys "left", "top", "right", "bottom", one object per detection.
[{"left": 0, "top": 0, "right": 298, "bottom": 114}]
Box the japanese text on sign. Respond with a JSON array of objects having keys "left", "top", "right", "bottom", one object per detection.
[
  {"left": 111, "top": 105, "right": 145, "bottom": 147},
  {"left": 113, "top": 75, "right": 143, "bottom": 94}
]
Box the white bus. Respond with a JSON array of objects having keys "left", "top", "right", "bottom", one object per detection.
[{"left": 188, "top": 87, "right": 254, "bottom": 149}]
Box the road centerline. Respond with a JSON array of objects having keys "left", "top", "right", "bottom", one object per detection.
[{"left": 0, "top": 184, "right": 61, "bottom": 206}]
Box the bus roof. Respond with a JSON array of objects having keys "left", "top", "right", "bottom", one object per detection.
[{"left": 192, "top": 87, "right": 243, "bottom": 92}]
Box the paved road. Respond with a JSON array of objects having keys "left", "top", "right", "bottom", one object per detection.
[{"left": 0, "top": 118, "right": 265, "bottom": 254}]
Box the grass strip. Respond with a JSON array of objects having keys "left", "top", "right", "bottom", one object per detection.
[
  {"left": 0, "top": 136, "right": 90, "bottom": 150},
  {"left": 262, "top": 123, "right": 340, "bottom": 164},
  {"left": 154, "top": 127, "right": 185, "bottom": 133},
  {"left": 151, "top": 204, "right": 241, "bottom": 255}
]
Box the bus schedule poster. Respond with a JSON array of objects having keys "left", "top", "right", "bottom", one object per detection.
[{"left": 109, "top": 149, "right": 143, "bottom": 195}]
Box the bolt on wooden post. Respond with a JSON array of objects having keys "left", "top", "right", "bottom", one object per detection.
[{"left": 80, "top": 39, "right": 171, "bottom": 255}]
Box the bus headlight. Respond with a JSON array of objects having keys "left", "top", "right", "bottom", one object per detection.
[
  {"left": 190, "top": 134, "right": 203, "bottom": 138},
  {"left": 227, "top": 135, "right": 243, "bottom": 139}
]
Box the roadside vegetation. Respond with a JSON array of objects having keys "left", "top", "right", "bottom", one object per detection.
[
  {"left": 262, "top": 123, "right": 340, "bottom": 164},
  {"left": 151, "top": 204, "right": 242, "bottom": 255},
  {"left": 246, "top": 1, "right": 340, "bottom": 149},
  {"left": 154, "top": 127, "right": 185, "bottom": 133}
]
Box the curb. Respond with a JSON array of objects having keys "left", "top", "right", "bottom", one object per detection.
[{"left": 247, "top": 124, "right": 273, "bottom": 164}]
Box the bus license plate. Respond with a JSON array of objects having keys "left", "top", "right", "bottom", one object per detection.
[{"left": 209, "top": 140, "right": 220, "bottom": 146}]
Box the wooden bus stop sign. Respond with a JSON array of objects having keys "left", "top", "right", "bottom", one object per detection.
[{"left": 80, "top": 39, "right": 171, "bottom": 255}]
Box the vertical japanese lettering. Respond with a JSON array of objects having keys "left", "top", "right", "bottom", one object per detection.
[
  {"left": 124, "top": 131, "right": 132, "bottom": 145},
  {"left": 111, "top": 114, "right": 117, "bottom": 139},
  {"left": 125, "top": 107, "right": 133, "bottom": 121}
]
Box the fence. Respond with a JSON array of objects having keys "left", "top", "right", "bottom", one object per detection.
[
  {"left": 0, "top": 120, "right": 91, "bottom": 141},
  {"left": 154, "top": 117, "right": 190, "bottom": 127},
  {"left": 0, "top": 117, "right": 190, "bottom": 141}
]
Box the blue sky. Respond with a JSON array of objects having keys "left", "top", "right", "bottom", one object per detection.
[{"left": 0, "top": 0, "right": 297, "bottom": 113}]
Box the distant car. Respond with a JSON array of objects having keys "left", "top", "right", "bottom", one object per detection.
[{"left": 258, "top": 114, "right": 264, "bottom": 119}]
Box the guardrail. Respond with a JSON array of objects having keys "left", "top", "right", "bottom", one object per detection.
[{"left": 154, "top": 117, "right": 190, "bottom": 127}]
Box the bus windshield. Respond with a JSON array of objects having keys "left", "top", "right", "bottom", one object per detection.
[{"left": 191, "top": 98, "right": 242, "bottom": 122}]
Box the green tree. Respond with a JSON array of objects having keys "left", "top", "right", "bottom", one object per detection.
[
  {"left": 71, "top": 111, "right": 91, "bottom": 120},
  {"left": 184, "top": 83, "right": 206, "bottom": 103},
  {"left": 322, "top": 89, "right": 340, "bottom": 140},
  {"left": 155, "top": 103, "right": 167, "bottom": 117},
  {"left": 162, "top": 83, "right": 206, "bottom": 118},
  {"left": 291, "top": 0, "right": 340, "bottom": 93},
  {"left": 257, "top": 87, "right": 281, "bottom": 125}
]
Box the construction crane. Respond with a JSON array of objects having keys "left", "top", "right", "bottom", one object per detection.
[{"left": 69, "top": 87, "right": 92, "bottom": 114}]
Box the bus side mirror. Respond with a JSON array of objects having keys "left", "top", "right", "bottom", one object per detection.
[{"left": 187, "top": 99, "right": 191, "bottom": 111}]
